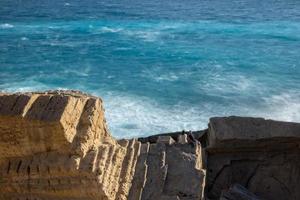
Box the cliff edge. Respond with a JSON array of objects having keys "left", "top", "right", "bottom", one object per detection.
[{"left": 0, "top": 91, "right": 299, "bottom": 200}]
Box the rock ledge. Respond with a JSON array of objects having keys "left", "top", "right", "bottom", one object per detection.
[{"left": 0, "top": 91, "right": 299, "bottom": 200}]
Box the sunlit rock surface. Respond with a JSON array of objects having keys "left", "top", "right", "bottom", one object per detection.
[{"left": 0, "top": 91, "right": 299, "bottom": 200}]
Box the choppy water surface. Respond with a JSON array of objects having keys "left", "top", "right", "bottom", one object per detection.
[{"left": 1, "top": 0, "right": 300, "bottom": 137}]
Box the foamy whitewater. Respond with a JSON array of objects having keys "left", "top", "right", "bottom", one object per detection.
[{"left": 1, "top": 0, "right": 300, "bottom": 137}]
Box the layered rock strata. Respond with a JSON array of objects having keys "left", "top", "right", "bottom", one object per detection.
[
  {"left": 0, "top": 91, "right": 299, "bottom": 200},
  {"left": 205, "top": 117, "right": 300, "bottom": 200},
  {"left": 0, "top": 91, "right": 205, "bottom": 200}
]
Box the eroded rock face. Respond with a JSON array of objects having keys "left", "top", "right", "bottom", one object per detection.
[
  {"left": 219, "top": 184, "right": 262, "bottom": 200},
  {"left": 206, "top": 116, "right": 300, "bottom": 200},
  {"left": 133, "top": 136, "right": 205, "bottom": 200},
  {"left": 0, "top": 91, "right": 137, "bottom": 200},
  {"left": 0, "top": 91, "right": 299, "bottom": 200},
  {"left": 0, "top": 91, "right": 205, "bottom": 200}
]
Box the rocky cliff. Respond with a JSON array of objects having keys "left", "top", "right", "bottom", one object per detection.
[{"left": 0, "top": 91, "right": 299, "bottom": 200}]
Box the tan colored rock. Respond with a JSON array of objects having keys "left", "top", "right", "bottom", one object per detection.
[
  {"left": 0, "top": 91, "right": 112, "bottom": 159},
  {"left": 2, "top": 92, "right": 298, "bottom": 200},
  {"left": 178, "top": 134, "right": 188, "bottom": 144},
  {"left": 0, "top": 91, "right": 138, "bottom": 200},
  {"left": 128, "top": 143, "right": 149, "bottom": 200},
  {"left": 0, "top": 91, "right": 205, "bottom": 200}
]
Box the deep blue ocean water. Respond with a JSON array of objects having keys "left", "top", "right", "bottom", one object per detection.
[{"left": 1, "top": 0, "right": 300, "bottom": 137}]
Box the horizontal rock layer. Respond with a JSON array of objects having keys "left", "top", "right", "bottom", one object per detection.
[
  {"left": 206, "top": 116, "right": 300, "bottom": 200},
  {"left": 0, "top": 91, "right": 299, "bottom": 200},
  {"left": 0, "top": 91, "right": 205, "bottom": 200}
]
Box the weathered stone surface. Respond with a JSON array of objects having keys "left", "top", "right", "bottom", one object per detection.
[
  {"left": 219, "top": 184, "right": 262, "bottom": 200},
  {"left": 0, "top": 91, "right": 113, "bottom": 159},
  {"left": 206, "top": 116, "right": 300, "bottom": 200},
  {"left": 128, "top": 143, "right": 149, "bottom": 200},
  {"left": 0, "top": 91, "right": 138, "bottom": 200},
  {"left": 163, "top": 142, "right": 205, "bottom": 199},
  {"left": 131, "top": 140, "right": 205, "bottom": 200},
  {"left": 0, "top": 91, "right": 205, "bottom": 200},
  {"left": 208, "top": 116, "right": 300, "bottom": 150},
  {"left": 1, "top": 92, "right": 299, "bottom": 200},
  {"left": 157, "top": 136, "right": 176, "bottom": 145}
]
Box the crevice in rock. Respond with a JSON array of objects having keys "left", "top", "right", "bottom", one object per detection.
[
  {"left": 245, "top": 164, "right": 259, "bottom": 188},
  {"left": 6, "top": 160, "right": 11, "bottom": 174},
  {"left": 16, "top": 160, "right": 22, "bottom": 174}
]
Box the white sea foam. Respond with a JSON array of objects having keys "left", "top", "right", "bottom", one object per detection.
[
  {"left": 48, "top": 26, "right": 60, "bottom": 29},
  {"left": 100, "top": 90, "right": 300, "bottom": 138},
  {"left": 63, "top": 67, "right": 90, "bottom": 77},
  {"left": 141, "top": 69, "right": 179, "bottom": 82},
  {"left": 0, "top": 23, "right": 14, "bottom": 29},
  {"left": 223, "top": 91, "right": 300, "bottom": 123},
  {"left": 130, "top": 30, "right": 161, "bottom": 42},
  {"left": 201, "top": 71, "right": 253, "bottom": 95},
  {"left": 135, "top": 31, "right": 160, "bottom": 41},
  {"left": 115, "top": 47, "right": 132, "bottom": 50},
  {"left": 155, "top": 74, "right": 179, "bottom": 82},
  {"left": 107, "top": 75, "right": 115, "bottom": 79},
  {"left": 99, "top": 27, "right": 122, "bottom": 33},
  {"left": 43, "top": 41, "right": 77, "bottom": 47},
  {"left": 94, "top": 91, "right": 210, "bottom": 138},
  {"left": 2, "top": 83, "right": 300, "bottom": 138},
  {"left": 1, "top": 81, "right": 49, "bottom": 93},
  {"left": 260, "top": 92, "right": 300, "bottom": 122}
]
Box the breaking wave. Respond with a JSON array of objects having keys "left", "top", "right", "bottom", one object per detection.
[
  {"left": 1, "top": 0, "right": 300, "bottom": 137},
  {"left": 0, "top": 23, "right": 14, "bottom": 29}
]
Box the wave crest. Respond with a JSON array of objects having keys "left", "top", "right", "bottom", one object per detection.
[{"left": 0, "top": 23, "right": 14, "bottom": 29}]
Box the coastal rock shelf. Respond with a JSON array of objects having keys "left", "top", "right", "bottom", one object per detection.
[{"left": 0, "top": 91, "right": 299, "bottom": 200}]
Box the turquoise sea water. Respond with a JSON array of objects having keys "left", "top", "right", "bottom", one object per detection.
[{"left": 1, "top": 0, "right": 300, "bottom": 137}]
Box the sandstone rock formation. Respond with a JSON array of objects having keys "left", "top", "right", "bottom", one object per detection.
[
  {"left": 0, "top": 91, "right": 205, "bottom": 200},
  {"left": 0, "top": 91, "right": 299, "bottom": 200}
]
